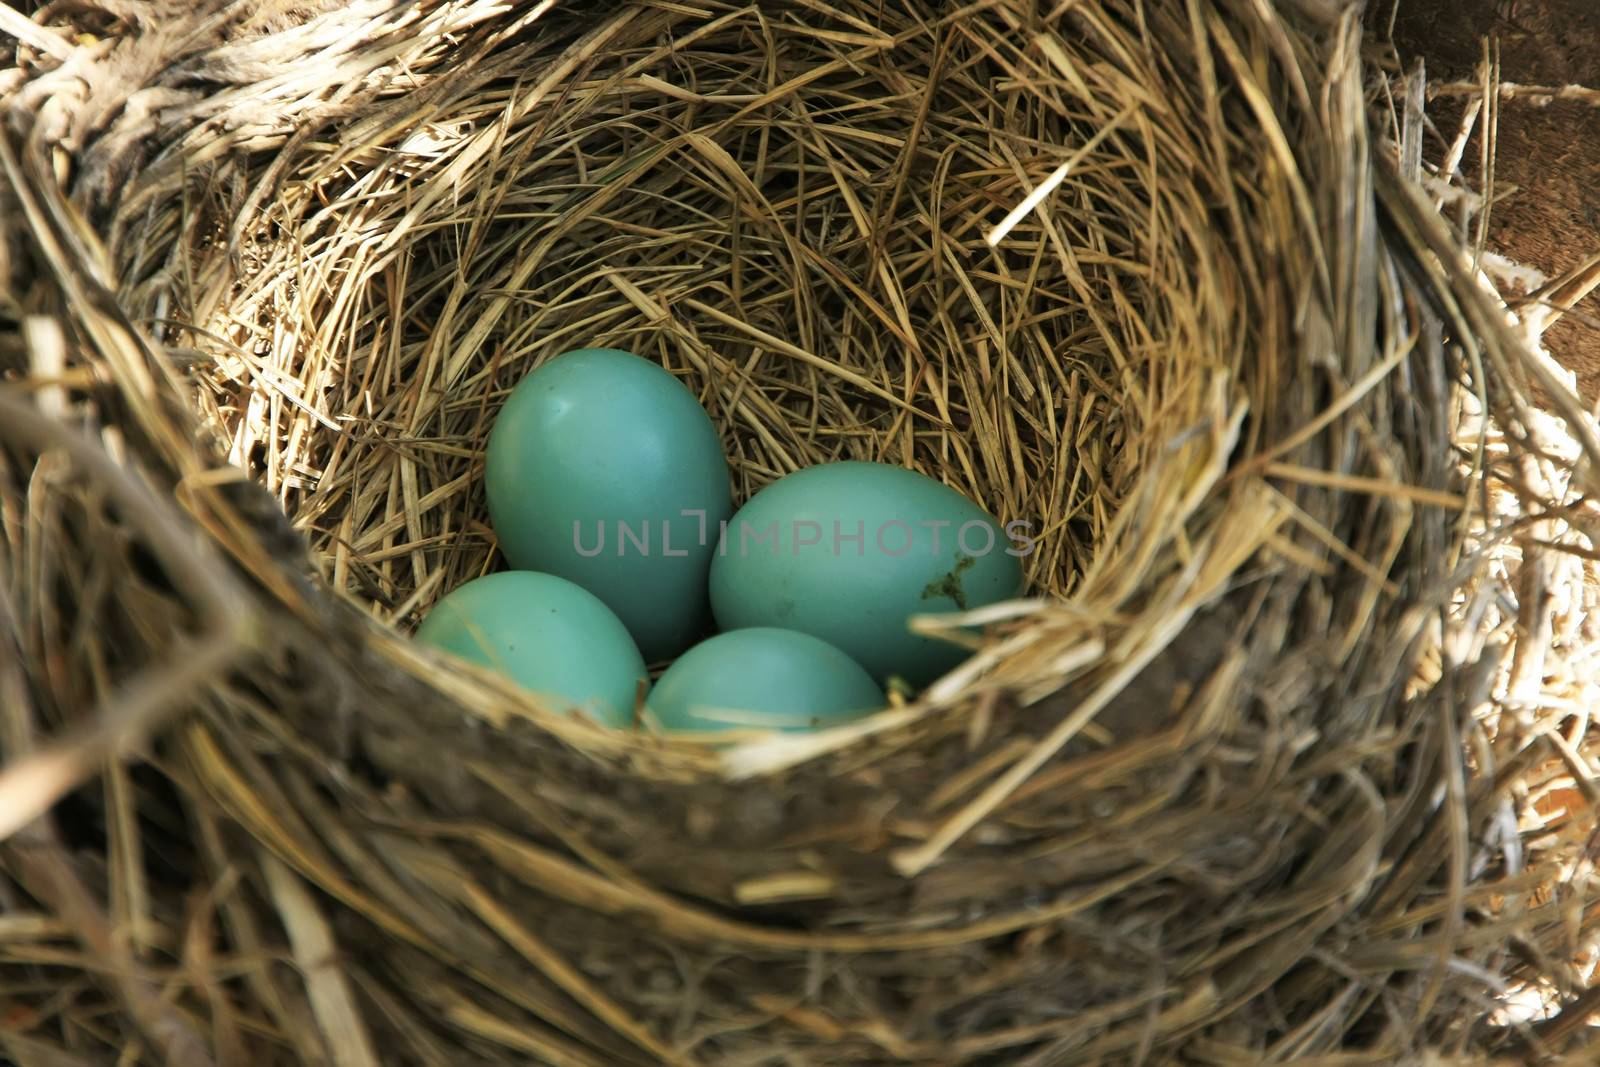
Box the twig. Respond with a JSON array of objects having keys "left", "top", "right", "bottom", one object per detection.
[
  {"left": 0, "top": 389, "right": 256, "bottom": 841},
  {"left": 0, "top": 5, "right": 75, "bottom": 62},
  {"left": 9, "top": 835, "right": 217, "bottom": 1067},
  {"left": 985, "top": 100, "right": 1141, "bottom": 247},
  {"left": 1429, "top": 80, "right": 1600, "bottom": 108}
]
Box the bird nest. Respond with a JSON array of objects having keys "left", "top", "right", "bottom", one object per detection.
[{"left": 2, "top": 1, "right": 1598, "bottom": 1064}]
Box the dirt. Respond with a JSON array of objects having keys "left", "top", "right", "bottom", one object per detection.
[{"left": 1383, "top": 0, "right": 1600, "bottom": 401}]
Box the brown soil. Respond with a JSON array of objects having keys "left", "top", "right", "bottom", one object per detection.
[{"left": 1385, "top": 0, "right": 1600, "bottom": 401}]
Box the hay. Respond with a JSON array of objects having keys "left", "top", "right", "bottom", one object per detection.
[{"left": 1, "top": 1, "right": 1597, "bottom": 1063}]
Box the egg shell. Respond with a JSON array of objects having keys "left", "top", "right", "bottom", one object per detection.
[
  {"left": 648, "top": 627, "right": 883, "bottom": 733},
  {"left": 708, "top": 461, "right": 1024, "bottom": 686},
  {"left": 414, "top": 570, "right": 647, "bottom": 727},
  {"left": 484, "top": 348, "right": 733, "bottom": 660}
]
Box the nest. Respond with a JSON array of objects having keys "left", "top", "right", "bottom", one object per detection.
[{"left": 2, "top": 1, "right": 1598, "bottom": 1063}]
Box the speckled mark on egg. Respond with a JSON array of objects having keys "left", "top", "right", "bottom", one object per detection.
[{"left": 921, "top": 553, "right": 975, "bottom": 609}]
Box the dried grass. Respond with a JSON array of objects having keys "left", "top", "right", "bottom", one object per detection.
[{"left": 0, "top": 0, "right": 1597, "bottom": 1064}]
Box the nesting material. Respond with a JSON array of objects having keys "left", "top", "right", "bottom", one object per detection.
[{"left": 1, "top": 2, "right": 1598, "bottom": 1064}]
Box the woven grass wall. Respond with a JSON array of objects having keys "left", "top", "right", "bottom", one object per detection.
[{"left": 1, "top": 1, "right": 1597, "bottom": 1063}]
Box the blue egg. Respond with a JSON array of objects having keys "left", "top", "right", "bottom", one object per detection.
[
  {"left": 484, "top": 348, "right": 733, "bottom": 661},
  {"left": 709, "top": 462, "right": 1026, "bottom": 686},
  {"left": 648, "top": 628, "right": 883, "bottom": 733},
  {"left": 414, "top": 571, "right": 647, "bottom": 727}
]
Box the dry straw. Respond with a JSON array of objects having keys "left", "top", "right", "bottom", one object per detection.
[{"left": 1, "top": 1, "right": 1597, "bottom": 1064}]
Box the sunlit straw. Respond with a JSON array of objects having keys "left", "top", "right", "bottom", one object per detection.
[{"left": 985, "top": 101, "right": 1142, "bottom": 247}]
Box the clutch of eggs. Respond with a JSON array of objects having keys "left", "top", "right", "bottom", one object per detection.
[{"left": 415, "top": 347, "right": 1028, "bottom": 734}]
